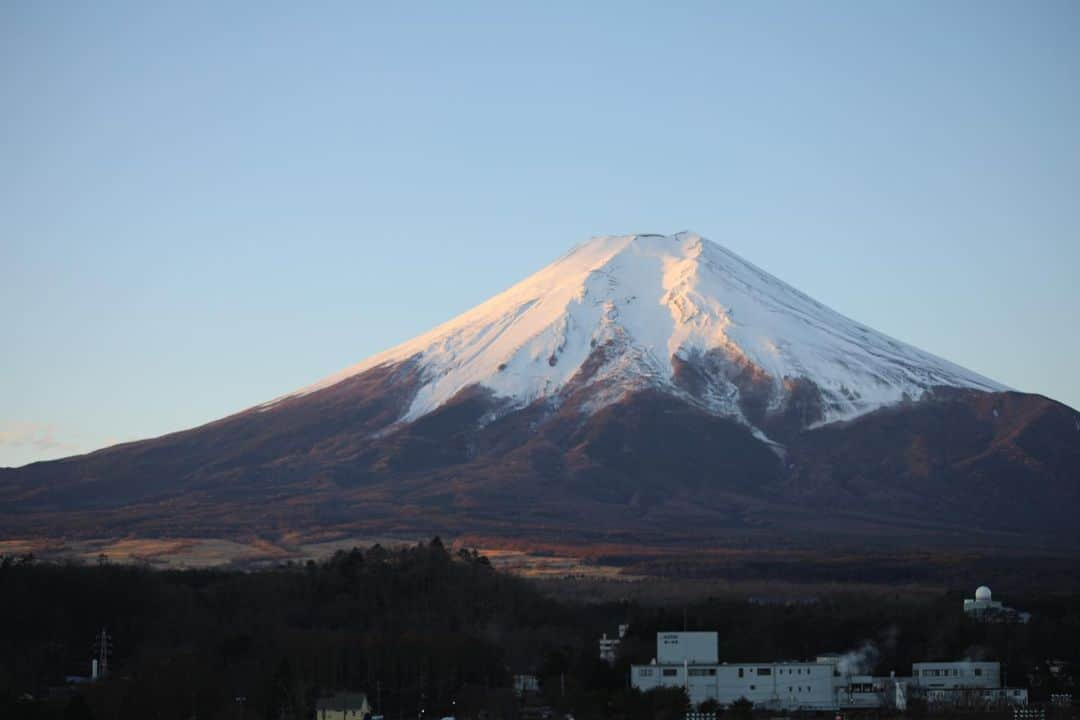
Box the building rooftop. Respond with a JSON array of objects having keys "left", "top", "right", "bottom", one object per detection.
[{"left": 316, "top": 692, "right": 370, "bottom": 710}]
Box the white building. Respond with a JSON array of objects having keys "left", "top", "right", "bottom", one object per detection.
[
  {"left": 913, "top": 661, "right": 1000, "bottom": 689},
  {"left": 657, "top": 631, "right": 717, "bottom": 665},
  {"left": 963, "top": 586, "right": 1031, "bottom": 623},
  {"left": 599, "top": 623, "right": 629, "bottom": 664},
  {"left": 630, "top": 633, "right": 1028, "bottom": 712},
  {"left": 911, "top": 661, "right": 1028, "bottom": 709},
  {"left": 632, "top": 633, "right": 840, "bottom": 710}
]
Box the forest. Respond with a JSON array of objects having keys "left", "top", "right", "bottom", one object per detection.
[{"left": 2, "top": 539, "right": 1078, "bottom": 720}]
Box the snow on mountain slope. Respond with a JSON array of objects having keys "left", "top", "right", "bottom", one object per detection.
[{"left": 269, "top": 232, "right": 1005, "bottom": 433}]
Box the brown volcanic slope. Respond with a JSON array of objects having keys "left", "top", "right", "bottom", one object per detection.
[{"left": 1, "top": 357, "right": 1078, "bottom": 550}]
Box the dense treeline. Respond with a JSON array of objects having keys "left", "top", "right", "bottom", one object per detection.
[
  {"left": 1, "top": 540, "right": 592, "bottom": 720},
  {"left": 609, "top": 552, "right": 1080, "bottom": 592},
  {"left": 2, "top": 541, "right": 1078, "bottom": 720}
]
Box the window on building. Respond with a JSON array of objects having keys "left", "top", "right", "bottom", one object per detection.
[
  {"left": 689, "top": 668, "right": 716, "bottom": 677},
  {"left": 738, "top": 668, "right": 744, "bottom": 678},
  {"left": 639, "top": 668, "right": 654, "bottom": 677},
  {"left": 749, "top": 685, "right": 756, "bottom": 691},
  {"left": 975, "top": 669, "right": 983, "bottom": 676},
  {"left": 757, "top": 668, "right": 771, "bottom": 676},
  {"left": 662, "top": 669, "right": 677, "bottom": 677}
]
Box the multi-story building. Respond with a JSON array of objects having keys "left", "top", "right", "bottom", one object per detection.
[
  {"left": 632, "top": 632, "right": 840, "bottom": 709},
  {"left": 913, "top": 661, "right": 1001, "bottom": 689},
  {"left": 630, "top": 632, "right": 1029, "bottom": 712},
  {"left": 911, "top": 661, "right": 1028, "bottom": 709}
]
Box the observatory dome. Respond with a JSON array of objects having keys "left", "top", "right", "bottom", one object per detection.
[{"left": 975, "top": 586, "right": 992, "bottom": 602}]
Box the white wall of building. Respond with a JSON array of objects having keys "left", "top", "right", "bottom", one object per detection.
[
  {"left": 632, "top": 631, "right": 1022, "bottom": 713},
  {"left": 656, "top": 632, "right": 718, "bottom": 665},
  {"left": 963, "top": 598, "right": 1005, "bottom": 613},
  {"left": 633, "top": 661, "right": 839, "bottom": 709},
  {"left": 913, "top": 661, "right": 1000, "bottom": 689}
]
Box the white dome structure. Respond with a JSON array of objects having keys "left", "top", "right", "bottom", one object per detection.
[{"left": 964, "top": 584, "right": 1028, "bottom": 623}]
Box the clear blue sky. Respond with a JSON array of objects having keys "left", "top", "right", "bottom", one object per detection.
[{"left": 2, "top": 1, "right": 1078, "bottom": 467}]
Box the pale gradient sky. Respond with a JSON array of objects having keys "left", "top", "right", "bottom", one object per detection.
[{"left": 2, "top": 1, "right": 1078, "bottom": 467}]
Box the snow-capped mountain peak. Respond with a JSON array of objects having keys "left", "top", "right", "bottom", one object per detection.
[{"left": 273, "top": 232, "right": 1005, "bottom": 434}]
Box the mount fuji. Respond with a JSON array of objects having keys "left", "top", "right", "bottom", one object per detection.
[
  {"left": 269, "top": 232, "right": 1004, "bottom": 439},
  {"left": 3, "top": 233, "right": 1078, "bottom": 550}
]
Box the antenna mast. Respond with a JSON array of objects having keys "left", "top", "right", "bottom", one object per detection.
[{"left": 95, "top": 627, "right": 112, "bottom": 678}]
